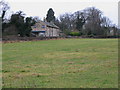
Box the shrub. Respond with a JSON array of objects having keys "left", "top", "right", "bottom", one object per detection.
[{"left": 69, "top": 32, "right": 80, "bottom": 36}]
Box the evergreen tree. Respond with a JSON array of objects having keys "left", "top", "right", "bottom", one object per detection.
[
  {"left": 10, "top": 11, "right": 26, "bottom": 37},
  {"left": 46, "top": 8, "right": 55, "bottom": 22},
  {"left": 25, "top": 17, "right": 36, "bottom": 37}
]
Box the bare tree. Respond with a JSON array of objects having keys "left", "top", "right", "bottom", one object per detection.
[
  {"left": 102, "top": 16, "right": 112, "bottom": 27},
  {"left": 101, "top": 17, "right": 112, "bottom": 36},
  {"left": 59, "top": 13, "right": 73, "bottom": 32},
  {"left": 83, "top": 7, "right": 103, "bottom": 35},
  {"left": 33, "top": 16, "right": 41, "bottom": 22},
  {"left": 0, "top": 0, "right": 10, "bottom": 21}
]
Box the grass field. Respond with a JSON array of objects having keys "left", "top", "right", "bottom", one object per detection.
[{"left": 2, "top": 39, "right": 118, "bottom": 88}]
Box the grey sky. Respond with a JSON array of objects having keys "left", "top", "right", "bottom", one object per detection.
[{"left": 6, "top": 0, "right": 119, "bottom": 26}]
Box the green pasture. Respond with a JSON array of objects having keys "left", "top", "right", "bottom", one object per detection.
[{"left": 2, "top": 39, "right": 118, "bottom": 88}]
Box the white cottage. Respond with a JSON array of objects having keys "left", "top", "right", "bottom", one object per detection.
[{"left": 31, "top": 21, "right": 60, "bottom": 37}]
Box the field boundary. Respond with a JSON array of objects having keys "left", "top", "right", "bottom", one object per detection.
[{"left": 2, "top": 36, "right": 119, "bottom": 43}]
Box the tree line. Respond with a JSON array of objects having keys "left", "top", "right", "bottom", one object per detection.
[
  {"left": 1, "top": 0, "right": 38, "bottom": 37},
  {"left": 0, "top": 0, "right": 119, "bottom": 37},
  {"left": 54, "top": 7, "right": 119, "bottom": 37}
]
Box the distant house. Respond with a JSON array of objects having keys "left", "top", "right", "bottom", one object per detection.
[
  {"left": 31, "top": 21, "right": 60, "bottom": 37},
  {"left": 107, "top": 27, "right": 118, "bottom": 37}
]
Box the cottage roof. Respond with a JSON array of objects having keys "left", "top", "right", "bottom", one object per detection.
[{"left": 37, "top": 20, "right": 59, "bottom": 29}]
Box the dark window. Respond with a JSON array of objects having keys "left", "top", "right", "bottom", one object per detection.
[
  {"left": 33, "top": 26, "right": 36, "bottom": 28},
  {"left": 42, "top": 25, "right": 45, "bottom": 28}
]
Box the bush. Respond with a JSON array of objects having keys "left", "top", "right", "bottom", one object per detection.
[
  {"left": 88, "top": 34, "right": 95, "bottom": 38},
  {"left": 69, "top": 32, "right": 80, "bottom": 36}
]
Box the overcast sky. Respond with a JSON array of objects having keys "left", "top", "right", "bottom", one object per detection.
[{"left": 5, "top": 0, "right": 119, "bottom": 26}]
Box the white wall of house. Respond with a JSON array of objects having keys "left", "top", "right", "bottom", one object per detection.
[
  {"left": 46, "top": 28, "right": 59, "bottom": 37},
  {"left": 52, "top": 28, "right": 59, "bottom": 37}
]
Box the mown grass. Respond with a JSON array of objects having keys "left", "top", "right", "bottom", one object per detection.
[{"left": 2, "top": 39, "right": 118, "bottom": 88}]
